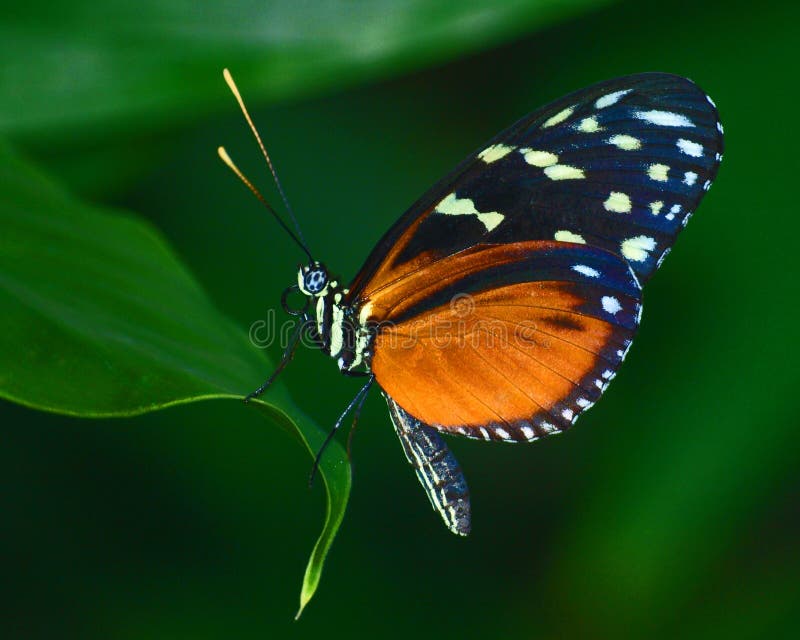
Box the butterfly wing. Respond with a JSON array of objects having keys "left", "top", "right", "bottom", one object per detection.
[
  {"left": 347, "top": 72, "right": 722, "bottom": 307},
  {"left": 368, "top": 241, "right": 641, "bottom": 440},
  {"left": 344, "top": 73, "right": 721, "bottom": 532}
]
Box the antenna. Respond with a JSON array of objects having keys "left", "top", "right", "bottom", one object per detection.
[
  {"left": 217, "top": 147, "right": 312, "bottom": 261},
  {"left": 221, "top": 68, "right": 311, "bottom": 255}
]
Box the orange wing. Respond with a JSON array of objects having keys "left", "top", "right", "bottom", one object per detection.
[{"left": 363, "top": 241, "right": 641, "bottom": 441}]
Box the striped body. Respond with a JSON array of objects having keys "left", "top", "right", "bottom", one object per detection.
[{"left": 308, "top": 278, "right": 373, "bottom": 373}]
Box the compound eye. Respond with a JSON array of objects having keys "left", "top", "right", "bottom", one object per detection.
[{"left": 304, "top": 268, "right": 328, "bottom": 294}]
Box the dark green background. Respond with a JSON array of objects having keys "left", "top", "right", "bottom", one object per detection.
[{"left": 3, "top": 0, "right": 798, "bottom": 637}]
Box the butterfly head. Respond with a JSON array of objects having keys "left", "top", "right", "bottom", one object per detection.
[{"left": 297, "top": 261, "right": 330, "bottom": 297}]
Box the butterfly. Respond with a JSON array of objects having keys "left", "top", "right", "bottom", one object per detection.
[{"left": 219, "top": 70, "right": 723, "bottom": 536}]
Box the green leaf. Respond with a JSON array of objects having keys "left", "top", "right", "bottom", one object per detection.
[
  {"left": 1, "top": 0, "right": 616, "bottom": 138},
  {"left": 0, "top": 140, "right": 349, "bottom": 616}
]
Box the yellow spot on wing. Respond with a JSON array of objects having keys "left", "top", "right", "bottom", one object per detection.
[
  {"left": 621, "top": 236, "right": 656, "bottom": 262},
  {"left": 554, "top": 230, "right": 586, "bottom": 244},
  {"left": 608, "top": 134, "right": 641, "bottom": 150},
  {"left": 358, "top": 301, "right": 374, "bottom": 326},
  {"left": 648, "top": 163, "right": 670, "bottom": 182},
  {"left": 543, "top": 164, "right": 585, "bottom": 180},
  {"left": 604, "top": 191, "right": 632, "bottom": 213},
  {"left": 435, "top": 193, "right": 505, "bottom": 232},
  {"left": 543, "top": 106, "right": 574, "bottom": 128},
  {"left": 649, "top": 201, "right": 664, "bottom": 215},
  {"left": 478, "top": 144, "right": 515, "bottom": 163},
  {"left": 476, "top": 212, "right": 504, "bottom": 232},
  {"left": 520, "top": 148, "right": 558, "bottom": 167},
  {"left": 577, "top": 117, "right": 602, "bottom": 132}
]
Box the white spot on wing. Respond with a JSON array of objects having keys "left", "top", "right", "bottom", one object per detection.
[
  {"left": 540, "top": 421, "right": 558, "bottom": 434},
  {"left": 601, "top": 296, "right": 622, "bottom": 315},
  {"left": 544, "top": 165, "right": 585, "bottom": 180},
  {"left": 520, "top": 148, "right": 558, "bottom": 167},
  {"left": 621, "top": 235, "right": 656, "bottom": 262},
  {"left": 649, "top": 201, "right": 664, "bottom": 215},
  {"left": 478, "top": 143, "right": 515, "bottom": 163},
  {"left": 479, "top": 427, "right": 490, "bottom": 440},
  {"left": 576, "top": 397, "right": 591, "bottom": 408},
  {"left": 494, "top": 427, "right": 510, "bottom": 440},
  {"left": 677, "top": 138, "right": 704, "bottom": 157},
  {"left": 595, "top": 89, "right": 632, "bottom": 109},
  {"left": 634, "top": 110, "right": 695, "bottom": 127},
  {"left": 572, "top": 264, "right": 600, "bottom": 278},
  {"left": 555, "top": 230, "right": 586, "bottom": 244},
  {"left": 521, "top": 425, "right": 536, "bottom": 441},
  {"left": 562, "top": 408, "right": 574, "bottom": 422},
  {"left": 435, "top": 193, "right": 504, "bottom": 232},
  {"left": 604, "top": 191, "right": 632, "bottom": 213},
  {"left": 683, "top": 171, "right": 698, "bottom": 186}
]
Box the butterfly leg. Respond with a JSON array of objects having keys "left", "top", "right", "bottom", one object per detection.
[
  {"left": 309, "top": 374, "right": 375, "bottom": 487},
  {"left": 244, "top": 317, "right": 311, "bottom": 403}
]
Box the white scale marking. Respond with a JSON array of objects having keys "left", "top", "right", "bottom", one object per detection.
[
  {"left": 540, "top": 422, "right": 558, "bottom": 434},
  {"left": 595, "top": 89, "right": 632, "bottom": 109},
  {"left": 521, "top": 425, "right": 536, "bottom": 441},
  {"left": 329, "top": 304, "right": 345, "bottom": 357},
  {"left": 677, "top": 138, "right": 704, "bottom": 157},
  {"left": 634, "top": 110, "right": 695, "bottom": 127},
  {"left": 601, "top": 296, "right": 622, "bottom": 315},
  {"left": 572, "top": 264, "right": 600, "bottom": 278}
]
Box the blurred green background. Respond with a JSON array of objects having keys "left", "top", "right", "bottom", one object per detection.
[{"left": 2, "top": 0, "right": 799, "bottom": 637}]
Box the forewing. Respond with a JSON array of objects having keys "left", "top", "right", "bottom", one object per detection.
[
  {"left": 347, "top": 73, "right": 722, "bottom": 304},
  {"left": 370, "top": 241, "right": 641, "bottom": 441}
]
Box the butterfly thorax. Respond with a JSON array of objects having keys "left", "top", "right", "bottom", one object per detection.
[{"left": 297, "top": 262, "right": 374, "bottom": 373}]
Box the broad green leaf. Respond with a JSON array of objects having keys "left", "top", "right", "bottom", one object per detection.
[
  {"left": 0, "top": 140, "right": 348, "bottom": 616},
  {"left": 1, "top": 0, "right": 616, "bottom": 138}
]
